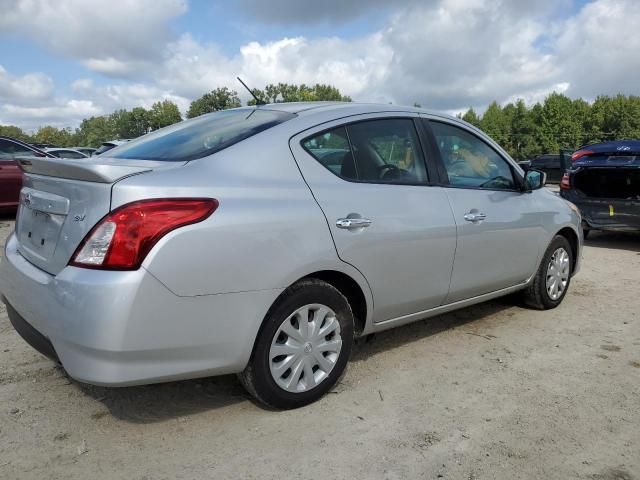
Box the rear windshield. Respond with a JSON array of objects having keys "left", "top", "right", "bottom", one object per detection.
[
  {"left": 107, "top": 109, "right": 296, "bottom": 162},
  {"left": 95, "top": 143, "right": 117, "bottom": 155}
]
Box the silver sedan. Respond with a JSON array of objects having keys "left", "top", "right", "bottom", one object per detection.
[{"left": 0, "top": 102, "right": 582, "bottom": 408}]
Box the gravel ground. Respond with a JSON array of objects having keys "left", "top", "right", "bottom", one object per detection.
[{"left": 0, "top": 215, "right": 638, "bottom": 480}]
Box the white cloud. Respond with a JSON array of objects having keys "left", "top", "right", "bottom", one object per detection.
[
  {"left": 0, "top": 0, "right": 187, "bottom": 77},
  {"left": 2, "top": 0, "right": 640, "bottom": 130},
  {"left": 0, "top": 65, "right": 54, "bottom": 104}
]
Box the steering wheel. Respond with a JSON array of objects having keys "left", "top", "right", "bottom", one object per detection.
[{"left": 377, "top": 163, "right": 400, "bottom": 176}]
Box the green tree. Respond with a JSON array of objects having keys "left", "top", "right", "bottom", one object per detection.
[
  {"left": 74, "top": 116, "right": 115, "bottom": 147},
  {"left": 33, "top": 126, "right": 74, "bottom": 147},
  {"left": 461, "top": 107, "right": 481, "bottom": 127},
  {"left": 148, "top": 100, "right": 182, "bottom": 130},
  {"left": 248, "top": 83, "right": 351, "bottom": 105},
  {"left": 0, "top": 125, "right": 32, "bottom": 142},
  {"left": 187, "top": 87, "right": 241, "bottom": 118}
]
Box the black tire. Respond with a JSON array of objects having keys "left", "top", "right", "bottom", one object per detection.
[
  {"left": 239, "top": 278, "right": 354, "bottom": 409},
  {"left": 523, "top": 235, "right": 573, "bottom": 310}
]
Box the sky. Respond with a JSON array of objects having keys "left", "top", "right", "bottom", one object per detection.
[{"left": 0, "top": 0, "right": 639, "bottom": 130}]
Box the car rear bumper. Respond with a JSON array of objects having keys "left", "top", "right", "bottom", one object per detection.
[
  {"left": 561, "top": 191, "right": 640, "bottom": 232},
  {"left": 0, "top": 233, "right": 282, "bottom": 386}
]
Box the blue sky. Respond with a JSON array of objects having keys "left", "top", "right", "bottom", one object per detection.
[{"left": 1, "top": 0, "right": 639, "bottom": 130}]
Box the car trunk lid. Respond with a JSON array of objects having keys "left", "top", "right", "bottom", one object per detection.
[{"left": 14, "top": 156, "right": 184, "bottom": 275}]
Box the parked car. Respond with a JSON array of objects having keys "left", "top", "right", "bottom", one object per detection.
[
  {"left": 94, "top": 139, "right": 130, "bottom": 155},
  {"left": 0, "top": 103, "right": 582, "bottom": 408},
  {"left": 518, "top": 154, "right": 566, "bottom": 183},
  {"left": 44, "top": 148, "right": 89, "bottom": 159},
  {"left": 560, "top": 140, "right": 640, "bottom": 236},
  {"left": 0, "top": 136, "right": 53, "bottom": 213},
  {"left": 73, "top": 147, "right": 97, "bottom": 157},
  {"left": 31, "top": 143, "right": 59, "bottom": 149}
]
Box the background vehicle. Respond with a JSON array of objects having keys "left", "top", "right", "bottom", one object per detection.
[
  {"left": 94, "top": 139, "right": 130, "bottom": 155},
  {"left": 44, "top": 148, "right": 89, "bottom": 159},
  {"left": 0, "top": 136, "right": 53, "bottom": 212},
  {"left": 518, "top": 154, "right": 565, "bottom": 183},
  {"left": 73, "top": 147, "right": 96, "bottom": 157},
  {"left": 560, "top": 140, "right": 640, "bottom": 235},
  {"left": 0, "top": 103, "right": 582, "bottom": 409},
  {"left": 31, "top": 143, "right": 58, "bottom": 149}
]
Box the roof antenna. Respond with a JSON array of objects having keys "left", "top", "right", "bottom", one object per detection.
[{"left": 237, "top": 77, "right": 266, "bottom": 106}]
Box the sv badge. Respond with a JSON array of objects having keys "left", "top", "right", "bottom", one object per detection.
[{"left": 74, "top": 214, "right": 86, "bottom": 222}]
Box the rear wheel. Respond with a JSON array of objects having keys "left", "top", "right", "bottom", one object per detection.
[
  {"left": 239, "top": 279, "right": 354, "bottom": 409},
  {"left": 523, "top": 235, "right": 573, "bottom": 310}
]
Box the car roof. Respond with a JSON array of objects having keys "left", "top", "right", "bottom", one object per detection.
[
  {"left": 44, "top": 147, "right": 84, "bottom": 152},
  {"left": 577, "top": 140, "right": 640, "bottom": 153},
  {"left": 259, "top": 101, "right": 453, "bottom": 119}
]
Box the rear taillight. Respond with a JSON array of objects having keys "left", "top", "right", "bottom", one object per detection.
[
  {"left": 571, "top": 150, "right": 593, "bottom": 162},
  {"left": 70, "top": 198, "right": 218, "bottom": 270},
  {"left": 560, "top": 173, "right": 571, "bottom": 190}
]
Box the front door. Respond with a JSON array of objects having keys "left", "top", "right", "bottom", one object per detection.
[
  {"left": 290, "top": 114, "right": 457, "bottom": 322},
  {"left": 426, "top": 119, "right": 543, "bottom": 303}
]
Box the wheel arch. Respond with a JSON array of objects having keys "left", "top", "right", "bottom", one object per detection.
[{"left": 555, "top": 226, "right": 580, "bottom": 274}]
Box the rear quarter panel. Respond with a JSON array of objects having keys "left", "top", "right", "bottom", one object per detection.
[{"left": 111, "top": 128, "right": 374, "bottom": 310}]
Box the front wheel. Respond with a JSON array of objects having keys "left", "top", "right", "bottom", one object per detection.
[
  {"left": 239, "top": 279, "right": 354, "bottom": 409},
  {"left": 523, "top": 235, "right": 573, "bottom": 309}
]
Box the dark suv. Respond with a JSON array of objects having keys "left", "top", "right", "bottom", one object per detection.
[
  {"left": 519, "top": 154, "right": 565, "bottom": 183},
  {"left": 0, "top": 136, "right": 53, "bottom": 212},
  {"left": 560, "top": 140, "right": 640, "bottom": 236}
]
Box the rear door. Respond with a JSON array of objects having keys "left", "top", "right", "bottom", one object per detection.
[
  {"left": 290, "top": 113, "right": 457, "bottom": 323},
  {"left": 425, "top": 119, "right": 543, "bottom": 303}
]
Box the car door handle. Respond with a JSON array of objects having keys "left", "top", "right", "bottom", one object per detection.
[
  {"left": 463, "top": 212, "right": 487, "bottom": 222},
  {"left": 336, "top": 217, "right": 372, "bottom": 229}
]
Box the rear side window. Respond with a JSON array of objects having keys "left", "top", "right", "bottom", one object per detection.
[
  {"left": 0, "top": 139, "right": 33, "bottom": 158},
  {"left": 108, "top": 109, "right": 296, "bottom": 162},
  {"left": 302, "top": 118, "right": 428, "bottom": 185}
]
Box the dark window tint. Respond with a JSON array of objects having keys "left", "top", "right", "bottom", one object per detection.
[
  {"left": 0, "top": 139, "right": 34, "bottom": 158},
  {"left": 95, "top": 143, "right": 117, "bottom": 155},
  {"left": 108, "top": 109, "right": 296, "bottom": 162},
  {"left": 302, "top": 127, "right": 357, "bottom": 180},
  {"left": 52, "top": 150, "right": 87, "bottom": 159},
  {"left": 431, "top": 121, "right": 515, "bottom": 190},
  {"left": 303, "top": 118, "right": 428, "bottom": 185}
]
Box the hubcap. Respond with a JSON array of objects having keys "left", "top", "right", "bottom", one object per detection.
[
  {"left": 546, "top": 247, "right": 570, "bottom": 300},
  {"left": 269, "top": 304, "right": 342, "bottom": 393}
]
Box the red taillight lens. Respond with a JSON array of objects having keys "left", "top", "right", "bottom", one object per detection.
[
  {"left": 70, "top": 198, "right": 218, "bottom": 270},
  {"left": 560, "top": 173, "right": 571, "bottom": 190},
  {"left": 571, "top": 150, "right": 593, "bottom": 162}
]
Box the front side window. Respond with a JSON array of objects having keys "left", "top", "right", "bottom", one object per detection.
[
  {"left": 430, "top": 121, "right": 515, "bottom": 190},
  {"left": 302, "top": 118, "right": 428, "bottom": 185}
]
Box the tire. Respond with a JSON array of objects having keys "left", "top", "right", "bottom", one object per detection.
[
  {"left": 239, "top": 278, "right": 354, "bottom": 409},
  {"left": 523, "top": 235, "right": 573, "bottom": 310}
]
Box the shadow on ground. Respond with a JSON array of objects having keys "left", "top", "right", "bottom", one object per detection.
[
  {"left": 585, "top": 231, "right": 640, "bottom": 253},
  {"left": 76, "top": 298, "right": 516, "bottom": 423}
]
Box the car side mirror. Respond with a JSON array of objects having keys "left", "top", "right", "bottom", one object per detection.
[{"left": 523, "top": 169, "right": 546, "bottom": 191}]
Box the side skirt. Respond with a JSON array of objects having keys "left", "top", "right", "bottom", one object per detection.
[{"left": 363, "top": 281, "right": 530, "bottom": 336}]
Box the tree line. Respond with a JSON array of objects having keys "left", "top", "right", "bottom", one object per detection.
[
  {"left": 0, "top": 83, "right": 351, "bottom": 149},
  {"left": 459, "top": 93, "right": 640, "bottom": 160},
  {"left": 1, "top": 84, "right": 639, "bottom": 159}
]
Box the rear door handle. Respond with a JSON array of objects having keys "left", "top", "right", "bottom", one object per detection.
[
  {"left": 463, "top": 212, "right": 487, "bottom": 223},
  {"left": 336, "top": 217, "right": 372, "bottom": 229}
]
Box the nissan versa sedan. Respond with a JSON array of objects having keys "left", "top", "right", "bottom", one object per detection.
[{"left": 0, "top": 103, "right": 582, "bottom": 409}]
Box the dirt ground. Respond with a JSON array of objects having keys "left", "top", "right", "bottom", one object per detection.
[{"left": 0, "top": 215, "right": 638, "bottom": 480}]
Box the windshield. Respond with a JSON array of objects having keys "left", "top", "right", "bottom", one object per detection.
[{"left": 107, "top": 108, "right": 296, "bottom": 162}]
